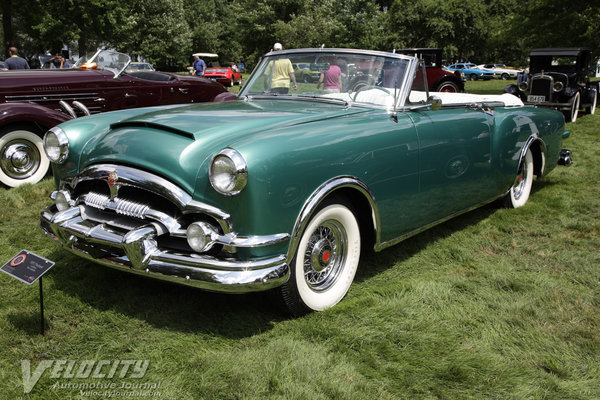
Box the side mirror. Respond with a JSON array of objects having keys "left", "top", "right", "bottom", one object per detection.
[{"left": 427, "top": 95, "right": 442, "bottom": 111}]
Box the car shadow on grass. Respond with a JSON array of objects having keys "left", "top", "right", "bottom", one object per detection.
[
  {"left": 354, "top": 176, "right": 558, "bottom": 283},
  {"left": 45, "top": 251, "right": 287, "bottom": 338}
]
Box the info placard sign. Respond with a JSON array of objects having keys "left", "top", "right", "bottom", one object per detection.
[{"left": 1, "top": 250, "right": 55, "bottom": 285}]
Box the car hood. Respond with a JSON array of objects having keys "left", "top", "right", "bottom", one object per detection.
[{"left": 79, "top": 99, "right": 373, "bottom": 194}]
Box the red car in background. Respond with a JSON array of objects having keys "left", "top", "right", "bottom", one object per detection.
[
  {"left": 204, "top": 67, "right": 243, "bottom": 87},
  {"left": 396, "top": 48, "right": 464, "bottom": 92},
  {"left": 0, "top": 49, "right": 227, "bottom": 188}
]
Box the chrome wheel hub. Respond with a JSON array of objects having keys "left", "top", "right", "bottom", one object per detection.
[
  {"left": 1, "top": 141, "right": 41, "bottom": 179},
  {"left": 304, "top": 220, "right": 347, "bottom": 291}
]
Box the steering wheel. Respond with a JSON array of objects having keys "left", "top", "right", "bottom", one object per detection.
[{"left": 352, "top": 85, "right": 391, "bottom": 102}]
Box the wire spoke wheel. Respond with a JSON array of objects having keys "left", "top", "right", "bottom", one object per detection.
[
  {"left": 303, "top": 220, "right": 347, "bottom": 291},
  {"left": 280, "top": 202, "right": 361, "bottom": 315}
]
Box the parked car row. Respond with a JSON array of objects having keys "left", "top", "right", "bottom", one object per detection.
[
  {"left": 444, "top": 63, "right": 496, "bottom": 81},
  {"left": 477, "top": 64, "right": 520, "bottom": 80}
]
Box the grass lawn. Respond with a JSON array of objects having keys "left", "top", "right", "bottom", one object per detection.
[{"left": 1, "top": 80, "right": 599, "bottom": 399}]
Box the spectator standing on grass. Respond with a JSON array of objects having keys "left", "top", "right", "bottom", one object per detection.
[
  {"left": 5, "top": 47, "right": 30, "bottom": 70},
  {"left": 193, "top": 55, "right": 206, "bottom": 76},
  {"left": 317, "top": 56, "right": 342, "bottom": 94},
  {"left": 264, "top": 42, "right": 297, "bottom": 94}
]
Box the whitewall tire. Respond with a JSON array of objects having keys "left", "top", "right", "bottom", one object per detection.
[
  {"left": 0, "top": 127, "right": 50, "bottom": 188},
  {"left": 565, "top": 92, "right": 580, "bottom": 123},
  {"left": 281, "top": 202, "right": 361, "bottom": 315},
  {"left": 504, "top": 148, "right": 534, "bottom": 208}
]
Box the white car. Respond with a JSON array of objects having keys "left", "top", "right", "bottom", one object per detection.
[{"left": 478, "top": 64, "right": 520, "bottom": 80}]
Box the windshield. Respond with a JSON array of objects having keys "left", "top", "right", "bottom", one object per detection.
[
  {"left": 74, "top": 49, "right": 131, "bottom": 77},
  {"left": 240, "top": 49, "right": 414, "bottom": 109}
]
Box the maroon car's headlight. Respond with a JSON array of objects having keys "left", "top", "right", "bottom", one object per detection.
[
  {"left": 209, "top": 148, "right": 247, "bottom": 196},
  {"left": 43, "top": 127, "right": 69, "bottom": 164}
]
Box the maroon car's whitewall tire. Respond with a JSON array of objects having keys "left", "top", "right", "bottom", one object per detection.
[
  {"left": 504, "top": 148, "right": 533, "bottom": 208},
  {"left": 0, "top": 127, "right": 50, "bottom": 188},
  {"left": 281, "top": 203, "right": 361, "bottom": 315}
]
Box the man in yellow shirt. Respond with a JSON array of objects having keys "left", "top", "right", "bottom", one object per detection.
[{"left": 264, "top": 43, "right": 297, "bottom": 94}]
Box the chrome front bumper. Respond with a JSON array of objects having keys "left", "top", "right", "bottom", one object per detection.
[{"left": 41, "top": 204, "right": 290, "bottom": 293}]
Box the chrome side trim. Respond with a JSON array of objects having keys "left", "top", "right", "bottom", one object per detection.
[{"left": 286, "top": 176, "right": 379, "bottom": 264}]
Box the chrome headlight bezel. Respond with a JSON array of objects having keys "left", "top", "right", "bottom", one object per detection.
[
  {"left": 43, "top": 126, "right": 69, "bottom": 164},
  {"left": 518, "top": 81, "right": 529, "bottom": 92},
  {"left": 209, "top": 148, "right": 248, "bottom": 196},
  {"left": 553, "top": 81, "right": 564, "bottom": 92}
]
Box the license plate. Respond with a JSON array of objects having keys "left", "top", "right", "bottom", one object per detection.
[{"left": 527, "top": 95, "right": 545, "bottom": 103}]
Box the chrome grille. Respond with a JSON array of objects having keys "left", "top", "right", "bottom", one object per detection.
[{"left": 84, "top": 192, "right": 151, "bottom": 219}]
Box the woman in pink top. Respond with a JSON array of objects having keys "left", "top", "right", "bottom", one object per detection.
[{"left": 317, "top": 57, "right": 343, "bottom": 94}]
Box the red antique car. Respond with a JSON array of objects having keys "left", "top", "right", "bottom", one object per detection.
[
  {"left": 204, "top": 67, "right": 243, "bottom": 87},
  {"left": 0, "top": 49, "right": 227, "bottom": 188}
]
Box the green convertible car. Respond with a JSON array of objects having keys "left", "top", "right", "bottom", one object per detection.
[{"left": 40, "top": 48, "right": 573, "bottom": 315}]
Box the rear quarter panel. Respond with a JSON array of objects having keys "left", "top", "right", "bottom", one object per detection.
[{"left": 491, "top": 106, "right": 565, "bottom": 192}]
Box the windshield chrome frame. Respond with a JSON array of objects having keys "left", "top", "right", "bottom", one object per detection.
[
  {"left": 74, "top": 49, "right": 131, "bottom": 80},
  {"left": 240, "top": 48, "right": 418, "bottom": 111}
]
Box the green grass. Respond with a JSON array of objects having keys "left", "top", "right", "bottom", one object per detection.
[{"left": 1, "top": 83, "right": 599, "bottom": 399}]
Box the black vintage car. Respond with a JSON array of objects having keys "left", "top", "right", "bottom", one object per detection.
[{"left": 506, "top": 48, "right": 597, "bottom": 122}]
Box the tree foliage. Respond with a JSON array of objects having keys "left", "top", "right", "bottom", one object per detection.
[{"left": 1, "top": 0, "right": 599, "bottom": 70}]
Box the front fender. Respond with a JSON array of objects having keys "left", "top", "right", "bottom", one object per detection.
[{"left": 0, "top": 102, "right": 71, "bottom": 131}]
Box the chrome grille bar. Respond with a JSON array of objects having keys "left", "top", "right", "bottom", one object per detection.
[{"left": 83, "top": 192, "right": 150, "bottom": 219}]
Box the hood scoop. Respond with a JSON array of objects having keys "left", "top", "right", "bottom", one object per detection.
[{"left": 109, "top": 121, "right": 195, "bottom": 139}]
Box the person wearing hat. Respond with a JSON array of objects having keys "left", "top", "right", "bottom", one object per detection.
[{"left": 264, "top": 42, "right": 297, "bottom": 94}]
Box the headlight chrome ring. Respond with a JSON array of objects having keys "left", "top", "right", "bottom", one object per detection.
[
  {"left": 553, "top": 81, "right": 564, "bottom": 92},
  {"left": 209, "top": 148, "right": 248, "bottom": 196},
  {"left": 43, "top": 126, "right": 69, "bottom": 164},
  {"left": 518, "top": 81, "right": 528, "bottom": 92}
]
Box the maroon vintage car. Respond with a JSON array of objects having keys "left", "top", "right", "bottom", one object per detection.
[
  {"left": 0, "top": 49, "right": 227, "bottom": 188},
  {"left": 396, "top": 48, "right": 464, "bottom": 93}
]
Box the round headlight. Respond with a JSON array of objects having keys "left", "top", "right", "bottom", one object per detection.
[
  {"left": 518, "top": 81, "right": 528, "bottom": 92},
  {"left": 43, "top": 127, "right": 69, "bottom": 163},
  {"left": 209, "top": 148, "right": 248, "bottom": 196},
  {"left": 553, "top": 81, "right": 564, "bottom": 92}
]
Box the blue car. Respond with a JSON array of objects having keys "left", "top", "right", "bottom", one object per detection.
[{"left": 445, "top": 63, "right": 495, "bottom": 81}]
